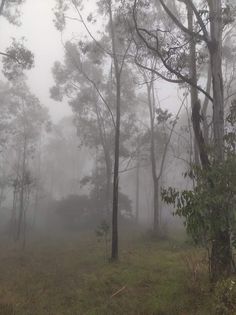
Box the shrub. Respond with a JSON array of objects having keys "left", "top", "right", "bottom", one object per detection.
[{"left": 213, "top": 278, "right": 236, "bottom": 315}]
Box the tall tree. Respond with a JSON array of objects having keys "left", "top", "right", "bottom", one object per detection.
[
  {"left": 53, "top": 0, "right": 133, "bottom": 260},
  {"left": 0, "top": 1, "right": 34, "bottom": 79},
  {"left": 2, "top": 79, "right": 49, "bottom": 243},
  {"left": 133, "top": 0, "right": 235, "bottom": 280}
]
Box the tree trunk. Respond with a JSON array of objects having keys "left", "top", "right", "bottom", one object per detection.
[
  {"left": 135, "top": 138, "right": 140, "bottom": 224},
  {"left": 208, "top": 0, "right": 231, "bottom": 280},
  {"left": 209, "top": 0, "right": 224, "bottom": 163},
  {"left": 17, "top": 137, "right": 27, "bottom": 241},
  {"left": 94, "top": 97, "right": 112, "bottom": 218},
  {"left": 187, "top": 3, "right": 209, "bottom": 168},
  {"left": 146, "top": 82, "right": 159, "bottom": 234},
  {"left": 111, "top": 73, "right": 121, "bottom": 261},
  {"left": 202, "top": 65, "right": 212, "bottom": 145},
  {"left": 109, "top": 0, "right": 121, "bottom": 261}
]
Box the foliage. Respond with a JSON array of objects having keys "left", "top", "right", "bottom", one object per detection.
[
  {"left": 0, "top": 0, "right": 34, "bottom": 80},
  {"left": 162, "top": 157, "right": 236, "bottom": 246},
  {"left": 54, "top": 194, "right": 92, "bottom": 228},
  {"left": 80, "top": 167, "right": 132, "bottom": 216},
  {"left": 213, "top": 278, "right": 236, "bottom": 315},
  {"left": 162, "top": 101, "right": 236, "bottom": 248},
  {"left": 2, "top": 39, "right": 34, "bottom": 80},
  {"left": 1, "top": 0, "right": 26, "bottom": 26},
  {"left": 96, "top": 220, "right": 110, "bottom": 260},
  {"left": 96, "top": 220, "right": 110, "bottom": 238},
  {"left": 54, "top": 188, "right": 132, "bottom": 229}
]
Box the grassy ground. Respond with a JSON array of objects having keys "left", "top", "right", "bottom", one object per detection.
[{"left": 0, "top": 229, "right": 216, "bottom": 315}]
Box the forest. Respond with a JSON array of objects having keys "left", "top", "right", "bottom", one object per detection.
[{"left": 0, "top": 0, "right": 236, "bottom": 314}]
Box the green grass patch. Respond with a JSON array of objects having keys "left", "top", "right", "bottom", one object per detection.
[{"left": 0, "top": 231, "right": 215, "bottom": 315}]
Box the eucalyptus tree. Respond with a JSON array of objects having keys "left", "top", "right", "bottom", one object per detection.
[
  {"left": 51, "top": 37, "right": 137, "bottom": 215},
  {"left": 53, "top": 0, "right": 136, "bottom": 260},
  {"left": 133, "top": 0, "right": 236, "bottom": 280},
  {"left": 0, "top": 0, "right": 34, "bottom": 80},
  {"left": 3, "top": 79, "right": 49, "bottom": 243}
]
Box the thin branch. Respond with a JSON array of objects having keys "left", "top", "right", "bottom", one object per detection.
[
  {"left": 64, "top": 15, "right": 81, "bottom": 22},
  {"left": 224, "top": 91, "right": 236, "bottom": 103},
  {"left": 159, "top": 0, "right": 206, "bottom": 42},
  {"left": 134, "top": 53, "right": 183, "bottom": 84},
  {"left": 157, "top": 93, "right": 186, "bottom": 180},
  {"left": 69, "top": 0, "right": 112, "bottom": 57},
  {"left": 119, "top": 163, "right": 150, "bottom": 174},
  {"left": 133, "top": 0, "right": 213, "bottom": 102},
  {"left": 0, "top": 51, "right": 23, "bottom": 65},
  {"left": 61, "top": 36, "right": 116, "bottom": 128},
  {"left": 187, "top": 0, "right": 210, "bottom": 42},
  {"left": 79, "top": 64, "right": 116, "bottom": 128},
  {"left": 119, "top": 38, "right": 132, "bottom": 75}
]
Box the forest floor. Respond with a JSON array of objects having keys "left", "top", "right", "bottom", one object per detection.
[{"left": 0, "top": 227, "right": 226, "bottom": 315}]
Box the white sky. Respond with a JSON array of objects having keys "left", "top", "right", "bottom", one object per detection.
[
  {"left": 0, "top": 0, "right": 180, "bottom": 122},
  {"left": 0, "top": 0, "right": 72, "bottom": 121}
]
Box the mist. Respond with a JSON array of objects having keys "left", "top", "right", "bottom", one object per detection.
[{"left": 0, "top": 0, "right": 235, "bottom": 314}]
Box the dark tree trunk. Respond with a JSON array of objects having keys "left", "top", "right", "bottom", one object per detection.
[
  {"left": 208, "top": 0, "right": 231, "bottom": 280},
  {"left": 187, "top": 4, "right": 210, "bottom": 169},
  {"left": 109, "top": 0, "right": 121, "bottom": 261},
  {"left": 111, "top": 74, "right": 121, "bottom": 261}
]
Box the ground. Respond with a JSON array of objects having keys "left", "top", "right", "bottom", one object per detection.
[{"left": 0, "top": 228, "right": 226, "bottom": 315}]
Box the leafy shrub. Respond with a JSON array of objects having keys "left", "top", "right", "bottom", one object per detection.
[{"left": 213, "top": 278, "right": 236, "bottom": 315}]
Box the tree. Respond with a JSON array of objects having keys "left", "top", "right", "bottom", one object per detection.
[
  {"left": 53, "top": 0, "right": 135, "bottom": 260},
  {"left": 51, "top": 41, "right": 114, "bottom": 218},
  {"left": 0, "top": 0, "right": 34, "bottom": 80},
  {"left": 133, "top": 0, "right": 235, "bottom": 280},
  {"left": 2, "top": 79, "right": 49, "bottom": 244}
]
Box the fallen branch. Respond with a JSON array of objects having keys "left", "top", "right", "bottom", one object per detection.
[{"left": 111, "top": 286, "right": 126, "bottom": 298}]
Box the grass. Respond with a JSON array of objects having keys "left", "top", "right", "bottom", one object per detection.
[{"left": 0, "top": 229, "right": 215, "bottom": 315}]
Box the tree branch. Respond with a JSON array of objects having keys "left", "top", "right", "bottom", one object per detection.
[
  {"left": 61, "top": 37, "right": 116, "bottom": 128},
  {"left": 69, "top": 0, "right": 112, "bottom": 57},
  {"left": 157, "top": 93, "right": 186, "bottom": 180},
  {"left": 159, "top": 0, "right": 206, "bottom": 42},
  {"left": 0, "top": 0, "right": 6, "bottom": 16},
  {"left": 0, "top": 51, "right": 23, "bottom": 65},
  {"left": 134, "top": 53, "right": 183, "bottom": 84},
  {"left": 133, "top": 0, "right": 213, "bottom": 102},
  {"left": 187, "top": 0, "right": 210, "bottom": 43}
]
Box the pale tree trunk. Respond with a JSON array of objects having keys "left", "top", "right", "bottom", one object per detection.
[
  {"left": 135, "top": 138, "right": 140, "bottom": 224},
  {"left": 187, "top": 3, "right": 209, "bottom": 168},
  {"left": 209, "top": 0, "right": 224, "bottom": 162},
  {"left": 208, "top": 0, "right": 231, "bottom": 280},
  {"left": 94, "top": 97, "right": 112, "bottom": 218},
  {"left": 202, "top": 65, "right": 212, "bottom": 145},
  {"left": 187, "top": 4, "right": 200, "bottom": 166},
  {"left": 146, "top": 82, "right": 159, "bottom": 234},
  {"left": 33, "top": 134, "right": 42, "bottom": 228},
  {"left": 17, "top": 136, "right": 27, "bottom": 241}
]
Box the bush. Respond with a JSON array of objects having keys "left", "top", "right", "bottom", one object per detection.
[{"left": 213, "top": 278, "right": 236, "bottom": 315}]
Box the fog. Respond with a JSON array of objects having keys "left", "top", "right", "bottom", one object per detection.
[{"left": 0, "top": 0, "right": 235, "bottom": 314}]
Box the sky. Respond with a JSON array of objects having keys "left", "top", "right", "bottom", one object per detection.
[
  {"left": 0, "top": 0, "right": 180, "bottom": 123},
  {"left": 0, "top": 0, "right": 72, "bottom": 121}
]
